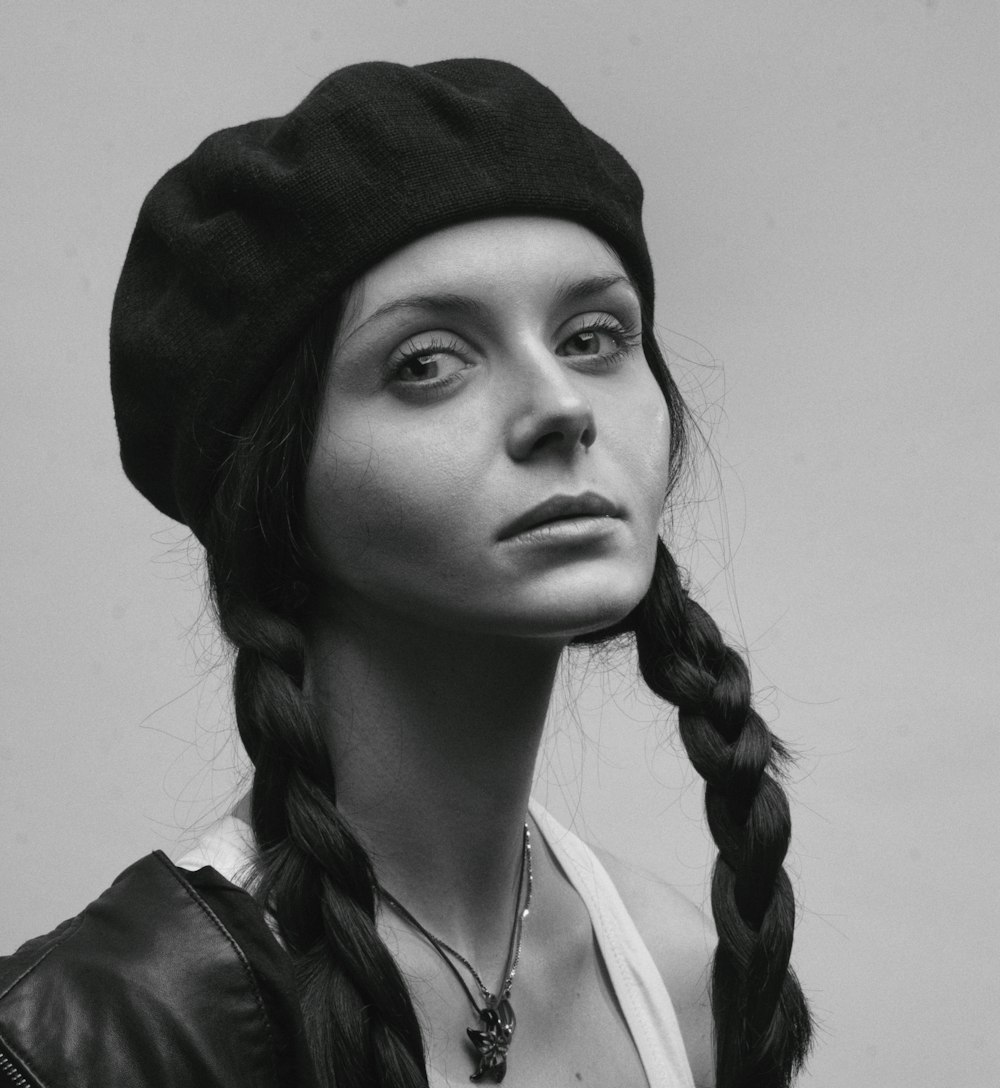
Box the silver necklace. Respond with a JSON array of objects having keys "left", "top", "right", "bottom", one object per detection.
[{"left": 379, "top": 824, "right": 533, "bottom": 1083}]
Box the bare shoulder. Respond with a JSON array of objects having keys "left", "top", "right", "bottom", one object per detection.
[{"left": 592, "top": 845, "right": 716, "bottom": 1088}]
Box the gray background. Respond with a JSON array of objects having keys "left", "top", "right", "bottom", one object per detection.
[{"left": 2, "top": 2, "right": 997, "bottom": 1085}]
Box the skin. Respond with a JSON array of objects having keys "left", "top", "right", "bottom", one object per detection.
[{"left": 300, "top": 216, "right": 714, "bottom": 1087}]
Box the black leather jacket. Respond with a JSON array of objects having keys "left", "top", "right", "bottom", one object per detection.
[{"left": 0, "top": 852, "right": 316, "bottom": 1086}]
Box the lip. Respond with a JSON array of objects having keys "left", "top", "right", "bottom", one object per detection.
[{"left": 498, "top": 491, "right": 622, "bottom": 541}]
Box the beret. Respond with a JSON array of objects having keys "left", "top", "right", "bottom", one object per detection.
[{"left": 110, "top": 58, "right": 653, "bottom": 538}]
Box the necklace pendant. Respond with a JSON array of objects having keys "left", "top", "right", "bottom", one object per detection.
[{"left": 467, "top": 998, "right": 516, "bottom": 1083}]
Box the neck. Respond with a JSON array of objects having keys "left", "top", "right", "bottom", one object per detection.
[{"left": 304, "top": 602, "right": 563, "bottom": 958}]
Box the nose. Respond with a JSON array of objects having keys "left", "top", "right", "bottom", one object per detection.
[{"left": 505, "top": 349, "right": 597, "bottom": 462}]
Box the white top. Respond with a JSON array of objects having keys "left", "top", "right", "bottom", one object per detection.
[{"left": 176, "top": 801, "right": 695, "bottom": 1088}]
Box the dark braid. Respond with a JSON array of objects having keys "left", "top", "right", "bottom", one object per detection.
[
  {"left": 203, "top": 312, "right": 428, "bottom": 1087},
  {"left": 631, "top": 537, "right": 812, "bottom": 1087},
  {"left": 575, "top": 323, "right": 812, "bottom": 1084},
  {"left": 227, "top": 601, "right": 427, "bottom": 1086}
]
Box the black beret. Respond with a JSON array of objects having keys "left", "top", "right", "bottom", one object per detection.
[{"left": 110, "top": 58, "right": 653, "bottom": 538}]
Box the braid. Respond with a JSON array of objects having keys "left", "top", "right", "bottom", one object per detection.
[
  {"left": 632, "top": 538, "right": 812, "bottom": 1087},
  {"left": 226, "top": 602, "right": 427, "bottom": 1086},
  {"left": 576, "top": 327, "right": 814, "bottom": 1082},
  {"left": 203, "top": 312, "right": 429, "bottom": 1088}
]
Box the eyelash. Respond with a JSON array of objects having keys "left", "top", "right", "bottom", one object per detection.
[{"left": 387, "top": 315, "right": 642, "bottom": 398}]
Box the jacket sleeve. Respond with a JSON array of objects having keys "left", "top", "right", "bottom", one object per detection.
[{"left": 0, "top": 852, "right": 315, "bottom": 1088}]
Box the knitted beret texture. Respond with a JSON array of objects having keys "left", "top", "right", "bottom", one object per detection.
[{"left": 110, "top": 58, "right": 653, "bottom": 537}]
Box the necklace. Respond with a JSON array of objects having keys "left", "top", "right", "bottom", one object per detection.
[{"left": 379, "top": 823, "right": 533, "bottom": 1083}]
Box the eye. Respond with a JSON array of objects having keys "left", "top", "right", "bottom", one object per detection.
[
  {"left": 558, "top": 313, "right": 641, "bottom": 362},
  {"left": 394, "top": 349, "right": 465, "bottom": 383},
  {"left": 387, "top": 334, "right": 471, "bottom": 396},
  {"left": 561, "top": 328, "right": 620, "bottom": 356}
]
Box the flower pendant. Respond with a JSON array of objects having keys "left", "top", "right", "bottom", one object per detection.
[{"left": 467, "top": 998, "right": 516, "bottom": 1082}]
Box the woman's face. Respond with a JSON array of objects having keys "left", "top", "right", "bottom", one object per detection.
[{"left": 304, "top": 216, "right": 672, "bottom": 642}]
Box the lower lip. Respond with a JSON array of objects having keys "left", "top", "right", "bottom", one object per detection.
[{"left": 502, "top": 515, "right": 620, "bottom": 546}]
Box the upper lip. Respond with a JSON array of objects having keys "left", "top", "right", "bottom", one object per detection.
[{"left": 498, "top": 491, "right": 621, "bottom": 540}]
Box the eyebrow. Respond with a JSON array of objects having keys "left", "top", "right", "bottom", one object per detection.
[
  {"left": 551, "top": 273, "right": 638, "bottom": 309},
  {"left": 337, "top": 273, "right": 639, "bottom": 348}
]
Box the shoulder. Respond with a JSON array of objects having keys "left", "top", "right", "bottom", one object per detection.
[
  {"left": 0, "top": 852, "right": 310, "bottom": 1088},
  {"left": 593, "top": 846, "right": 716, "bottom": 1088}
]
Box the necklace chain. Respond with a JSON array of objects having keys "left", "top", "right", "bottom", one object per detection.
[{"left": 379, "top": 823, "right": 533, "bottom": 1009}]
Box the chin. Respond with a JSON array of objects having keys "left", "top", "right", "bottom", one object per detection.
[{"left": 498, "top": 565, "right": 652, "bottom": 642}]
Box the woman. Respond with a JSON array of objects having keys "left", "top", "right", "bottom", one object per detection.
[{"left": 0, "top": 59, "right": 811, "bottom": 1088}]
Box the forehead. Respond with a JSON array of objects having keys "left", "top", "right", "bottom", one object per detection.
[{"left": 338, "top": 216, "right": 632, "bottom": 335}]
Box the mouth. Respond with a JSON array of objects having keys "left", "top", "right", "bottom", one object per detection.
[{"left": 498, "top": 491, "right": 622, "bottom": 541}]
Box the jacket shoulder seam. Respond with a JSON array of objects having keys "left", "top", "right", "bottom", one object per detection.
[
  {"left": 0, "top": 914, "right": 85, "bottom": 1003},
  {"left": 151, "top": 851, "right": 281, "bottom": 1084}
]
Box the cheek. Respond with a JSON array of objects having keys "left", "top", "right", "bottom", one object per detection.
[
  {"left": 304, "top": 413, "right": 482, "bottom": 589},
  {"left": 611, "top": 372, "right": 673, "bottom": 515}
]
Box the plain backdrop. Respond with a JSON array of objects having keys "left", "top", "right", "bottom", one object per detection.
[{"left": 2, "top": 3, "right": 997, "bottom": 1085}]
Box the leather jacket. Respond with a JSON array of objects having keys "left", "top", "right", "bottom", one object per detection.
[{"left": 0, "top": 852, "right": 316, "bottom": 1086}]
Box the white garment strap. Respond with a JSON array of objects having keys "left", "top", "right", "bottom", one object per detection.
[
  {"left": 528, "top": 801, "right": 696, "bottom": 1088},
  {"left": 175, "top": 813, "right": 257, "bottom": 888}
]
